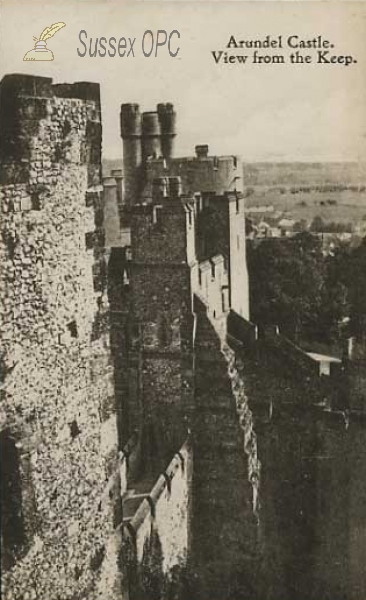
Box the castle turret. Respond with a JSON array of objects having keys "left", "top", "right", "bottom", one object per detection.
[
  {"left": 158, "top": 103, "right": 177, "bottom": 160},
  {"left": 141, "top": 111, "right": 161, "bottom": 162},
  {"left": 120, "top": 103, "right": 142, "bottom": 207},
  {"left": 0, "top": 74, "right": 119, "bottom": 598}
]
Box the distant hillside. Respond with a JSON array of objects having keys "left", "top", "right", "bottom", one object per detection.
[
  {"left": 243, "top": 162, "right": 366, "bottom": 187},
  {"left": 102, "top": 158, "right": 122, "bottom": 176},
  {"left": 242, "top": 163, "right": 366, "bottom": 227}
]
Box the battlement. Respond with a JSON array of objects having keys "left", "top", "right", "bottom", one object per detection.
[
  {"left": 121, "top": 103, "right": 242, "bottom": 207},
  {"left": 0, "top": 74, "right": 102, "bottom": 186},
  {"left": 120, "top": 437, "right": 191, "bottom": 594},
  {"left": 144, "top": 152, "right": 242, "bottom": 197},
  {"left": 146, "top": 153, "right": 240, "bottom": 166},
  {"left": 122, "top": 437, "right": 190, "bottom": 534},
  {"left": 195, "top": 255, "right": 229, "bottom": 327},
  {"left": 0, "top": 73, "right": 99, "bottom": 100},
  {"left": 151, "top": 175, "right": 183, "bottom": 200},
  {"left": 131, "top": 195, "right": 193, "bottom": 214},
  {"left": 196, "top": 190, "right": 244, "bottom": 207}
]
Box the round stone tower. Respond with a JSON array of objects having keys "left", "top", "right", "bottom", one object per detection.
[
  {"left": 120, "top": 103, "right": 142, "bottom": 207},
  {"left": 141, "top": 111, "right": 161, "bottom": 162},
  {"left": 157, "top": 103, "right": 176, "bottom": 160}
]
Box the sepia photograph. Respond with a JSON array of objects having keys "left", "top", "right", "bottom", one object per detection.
[{"left": 1, "top": 2, "right": 366, "bottom": 599}]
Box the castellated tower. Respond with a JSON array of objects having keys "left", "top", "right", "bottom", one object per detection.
[
  {"left": 127, "top": 176, "right": 196, "bottom": 470},
  {"left": 0, "top": 75, "right": 121, "bottom": 600},
  {"left": 157, "top": 103, "right": 177, "bottom": 160},
  {"left": 120, "top": 103, "right": 142, "bottom": 207},
  {"left": 121, "top": 103, "right": 177, "bottom": 207}
]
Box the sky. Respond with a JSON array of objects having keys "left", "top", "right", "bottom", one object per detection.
[{"left": 1, "top": 0, "right": 366, "bottom": 162}]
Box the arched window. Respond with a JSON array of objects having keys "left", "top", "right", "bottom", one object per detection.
[{"left": 157, "top": 314, "right": 171, "bottom": 347}]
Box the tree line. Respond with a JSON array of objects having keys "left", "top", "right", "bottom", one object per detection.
[{"left": 247, "top": 232, "right": 366, "bottom": 347}]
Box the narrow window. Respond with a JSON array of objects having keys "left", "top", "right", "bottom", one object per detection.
[
  {"left": 69, "top": 420, "right": 81, "bottom": 439},
  {"left": 85, "top": 232, "right": 95, "bottom": 250},
  {"left": 222, "top": 292, "right": 226, "bottom": 313},
  {"left": 67, "top": 320, "right": 78, "bottom": 338},
  {"left": 62, "top": 119, "right": 72, "bottom": 137},
  {"left": 153, "top": 206, "right": 163, "bottom": 226},
  {"left": 157, "top": 314, "right": 170, "bottom": 347},
  {"left": 31, "top": 193, "right": 41, "bottom": 211}
]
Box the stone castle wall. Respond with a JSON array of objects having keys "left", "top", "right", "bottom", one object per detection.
[
  {"left": 0, "top": 75, "right": 120, "bottom": 600},
  {"left": 191, "top": 304, "right": 261, "bottom": 600}
]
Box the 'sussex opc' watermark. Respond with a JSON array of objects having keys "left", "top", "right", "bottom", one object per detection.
[{"left": 77, "top": 30, "right": 180, "bottom": 58}]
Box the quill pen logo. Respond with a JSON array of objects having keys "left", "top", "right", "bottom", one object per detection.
[{"left": 23, "top": 22, "right": 66, "bottom": 61}]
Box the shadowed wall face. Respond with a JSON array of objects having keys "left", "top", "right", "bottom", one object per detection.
[{"left": 126, "top": 201, "right": 195, "bottom": 469}]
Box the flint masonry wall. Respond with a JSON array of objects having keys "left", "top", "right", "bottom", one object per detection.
[
  {"left": 0, "top": 75, "right": 120, "bottom": 600},
  {"left": 126, "top": 200, "right": 195, "bottom": 468}
]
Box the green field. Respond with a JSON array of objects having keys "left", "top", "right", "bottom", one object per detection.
[
  {"left": 245, "top": 188, "right": 366, "bottom": 224},
  {"left": 243, "top": 162, "right": 366, "bottom": 225}
]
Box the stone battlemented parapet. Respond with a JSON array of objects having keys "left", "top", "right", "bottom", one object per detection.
[
  {"left": 144, "top": 151, "right": 242, "bottom": 199},
  {"left": 119, "top": 438, "right": 192, "bottom": 600},
  {"left": 0, "top": 74, "right": 101, "bottom": 187}
]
